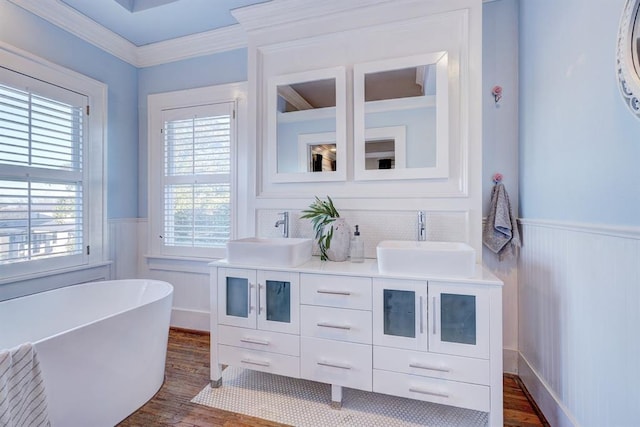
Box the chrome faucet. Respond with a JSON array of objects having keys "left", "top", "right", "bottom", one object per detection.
[
  {"left": 417, "top": 210, "right": 426, "bottom": 241},
  {"left": 275, "top": 211, "right": 289, "bottom": 238}
]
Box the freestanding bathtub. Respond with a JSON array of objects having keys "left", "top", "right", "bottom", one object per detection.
[{"left": 0, "top": 279, "right": 173, "bottom": 427}]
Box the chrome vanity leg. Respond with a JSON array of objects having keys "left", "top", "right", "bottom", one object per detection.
[
  {"left": 210, "top": 378, "right": 222, "bottom": 388},
  {"left": 330, "top": 384, "right": 342, "bottom": 409}
]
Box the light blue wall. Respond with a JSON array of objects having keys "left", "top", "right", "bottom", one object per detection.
[
  {"left": 519, "top": 0, "right": 640, "bottom": 226},
  {"left": 0, "top": 0, "right": 139, "bottom": 219},
  {"left": 482, "top": 0, "right": 519, "bottom": 217},
  {"left": 137, "top": 49, "right": 248, "bottom": 217}
]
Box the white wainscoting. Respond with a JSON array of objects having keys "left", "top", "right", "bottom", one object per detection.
[
  {"left": 518, "top": 219, "right": 640, "bottom": 427},
  {"left": 108, "top": 218, "right": 140, "bottom": 280},
  {"left": 135, "top": 219, "right": 213, "bottom": 331}
]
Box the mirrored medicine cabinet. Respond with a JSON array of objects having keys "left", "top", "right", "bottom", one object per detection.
[
  {"left": 266, "top": 52, "right": 450, "bottom": 183},
  {"left": 267, "top": 66, "right": 346, "bottom": 183},
  {"left": 354, "top": 51, "right": 449, "bottom": 181}
]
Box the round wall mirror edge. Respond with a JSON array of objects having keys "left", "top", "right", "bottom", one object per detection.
[{"left": 617, "top": 0, "right": 640, "bottom": 118}]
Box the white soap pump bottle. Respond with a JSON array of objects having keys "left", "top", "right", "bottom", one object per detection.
[{"left": 350, "top": 225, "right": 364, "bottom": 263}]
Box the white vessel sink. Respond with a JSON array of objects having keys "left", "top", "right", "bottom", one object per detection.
[
  {"left": 226, "top": 237, "right": 313, "bottom": 267},
  {"left": 377, "top": 240, "right": 476, "bottom": 278}
]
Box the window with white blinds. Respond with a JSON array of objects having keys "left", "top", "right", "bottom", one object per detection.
[
  {"left": 0, "top": 67, "right": 88, "bottom": 268},
  {"left": 160, "top": 102, "right": 234, "bottom": 256}
]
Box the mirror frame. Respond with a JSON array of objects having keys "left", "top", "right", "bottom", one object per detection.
[
  {"left": 267, "top": 66, "right": 346, "bottom": 183},
  {"left": 353, "top": 51, "right": 449, "bottom": 181},
  {"left": 617, "top": 0, "right": 640, "bottom": 118}
]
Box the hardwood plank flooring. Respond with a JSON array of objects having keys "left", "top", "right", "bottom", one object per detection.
[{"left": 119, "top": 329, "right": 548, "bottom": 427}]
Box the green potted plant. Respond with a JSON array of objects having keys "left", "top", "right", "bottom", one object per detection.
[{"left": 301, "top": 196, "right": 351, "bottom": 261}]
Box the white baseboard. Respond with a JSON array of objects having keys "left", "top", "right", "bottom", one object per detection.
[
  {"left": 170, "top": 308, "right": 210, "bottom": 332},
  {"left": 518, "top": 353, "right": 577, "bottom": 427},
  {"left": 502, "top": 348, "right": 518, "bottom": 374}
]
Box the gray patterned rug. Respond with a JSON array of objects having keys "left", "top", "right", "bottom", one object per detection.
[{"left": 191, "top": 367, "right": 488, "bottom": 426}]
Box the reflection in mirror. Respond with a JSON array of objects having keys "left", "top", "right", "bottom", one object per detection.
[
  {"left": 297, "top": 132, "right": 336, "bottom": 172},
  {"left": 364, "top": 126, "right": 405, "bottom": 170},
  {"left": 268, "top": 67, "right": 346, "bottom": 182},
  {"left": 354, "top": 52, "right": 449, "bottom": 181},
  {"left": 276, "top": 78, "right": 336, "bottom": 174}
]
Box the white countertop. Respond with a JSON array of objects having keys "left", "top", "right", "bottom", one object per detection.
[{"left": 210, "top": 256, "right": 503, "bottom": 286}]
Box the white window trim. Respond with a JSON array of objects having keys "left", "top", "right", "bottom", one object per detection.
[
  {"left": 147, "top": 82, "right": 248, "bottom": 260},
  {"left": 0, "top": 42, "right": 107, "bottom": 280}
]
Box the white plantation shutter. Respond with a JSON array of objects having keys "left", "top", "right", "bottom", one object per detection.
[
  {"left": 0, "top": 67, "right": 87, "bottom": 269},
  {"left": 160, "top": 102, "right": 234, "bottom": 256}
]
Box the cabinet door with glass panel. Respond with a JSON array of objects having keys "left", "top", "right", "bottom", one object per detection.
[
  {"left": 257, "top": 270, "right": 300, "bottom": 334},
  {"left": 373, "top": 278, "right": 428, "bottom": 351},
  {"left": 428, "top": 281, "right": 490, "bottom": 359},
  {"left": 217, "top": 268, "right": 299, "bottom": 334}
]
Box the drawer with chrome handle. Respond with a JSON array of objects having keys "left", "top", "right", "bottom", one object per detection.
[
  {"left": 373, "top": 369, "right": 490, "bottom": 412},
  {"left": 300, "top": 274, "right": 372, "bottom": 310},
  {"left": 373, "top": 346, "right": 490, "bottom": 385},
  {"left": 301, "top": 337, "right": 372, "bottom": 391},
  {"left": 218, "top": 344, "right": 300, "bottom": 378},
  {"left": 218, "top": 325, "right": 300, "bottom": 356},
  {"left": 301, "top": 305, "right": 372, "bottom": 344}
]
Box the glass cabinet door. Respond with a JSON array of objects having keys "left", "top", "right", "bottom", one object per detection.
[
  {"left": 257, "top": 271, "right": 300, "bottom": 334},
  {"left": 217, "top": 268, "right": 257, "bottom": 328},
  {"left": 428, "top": 282, "right": 490, "bottom": 359},
  {"left": 373, "top": 278, "right": 427, "bottom": 350}
]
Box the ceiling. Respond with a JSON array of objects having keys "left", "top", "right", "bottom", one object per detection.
[{"left": 58, "top": 0, "right": 270, "bottom": 46}]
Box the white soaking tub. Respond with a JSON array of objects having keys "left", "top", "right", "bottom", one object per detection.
[{"left": 0, "top": 279, "right": 174, "bottom": 427}]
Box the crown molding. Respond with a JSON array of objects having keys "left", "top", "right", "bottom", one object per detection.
[
  {"left": 231, "top": 0, "right": 392, "bottom": 33},
  {"left": 136, "top": 25, "right": 247, "bottom": 68},
  {"left": 9, "top": 0, "right": 489, "bottom": 67},
  {"left": 8, "top": 0, "right": 248, "bottom": 68},
  {"left": 9, "top": 0, "right": 139, "bottom": 65}
]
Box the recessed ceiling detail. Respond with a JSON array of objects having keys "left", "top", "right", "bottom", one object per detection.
[
  {"left": 113, "top": 0, "right": 180, "bottom": 13},
  {"left": 58, "top": 0, "right": 269, "bottom": 46}
]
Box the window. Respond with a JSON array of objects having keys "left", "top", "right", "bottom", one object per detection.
[
  {"left": 0, "top": 47, "right": 105, "bottom": 279},
  {"left": 149, "top": 83, "right": 246, "bottom": 259}
]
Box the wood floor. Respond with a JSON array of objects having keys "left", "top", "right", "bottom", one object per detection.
[{"left": 118, "top": 329, "right": 548, "bottom": 427}]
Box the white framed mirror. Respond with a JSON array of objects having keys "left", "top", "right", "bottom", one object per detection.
[
  {"left": 617, "top": 0, "right": 640, "bottom": 118},
  {"left": 353, "top": 52, "right": 449, "bottom": 181},
  {"left": 267, "top": 67, "right": 346, "bottom": 183}
]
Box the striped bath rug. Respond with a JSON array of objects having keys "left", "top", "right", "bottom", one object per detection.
[{"left": 191, "top": 367, "right": 488, "bottom": 426}]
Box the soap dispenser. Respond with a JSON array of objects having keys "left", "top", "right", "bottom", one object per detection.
[{"left": 350, "top": 225, "right": 364, "bottom": 263}]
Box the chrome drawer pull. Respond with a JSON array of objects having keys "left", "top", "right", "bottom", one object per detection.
[
  {"left": 240, "top": 358, "right": 270, "bottom": 367},
  {"left": 240, "top": 337, "right": 270, "bottom": 346},
  {"left": 317, "top": 322, "right": 351, "bottom": 330},
  {"left": 408, "top": 363, "right": 450, "bottom": 373},
  {"left": 317, "top": 361, "right": 352, "bottom": 370},
  {"left": 317, "top": 289, "right": 352, "bottom": 296},
  {"left": 409, "top": 387, "right": 449, "bottom": 398}
]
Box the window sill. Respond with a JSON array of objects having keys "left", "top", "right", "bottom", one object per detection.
[
  {"left": 0, "top": 261, "right": 112, "bottom": 287},
  {"left": 144, "top": 254, "right": 221, "bottom": 274}
]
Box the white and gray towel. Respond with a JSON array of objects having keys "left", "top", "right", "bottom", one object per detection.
[
  {"left": 0, "top": 343, "right": 51, "bottom": 427},
  {"left": 483, "top": 183, "right": 521, "bottom": 258}
]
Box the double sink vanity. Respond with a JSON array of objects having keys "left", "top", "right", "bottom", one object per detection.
[
  {"left": 209, "top": 237, "right": 503, "bottom": 426},
  {"left": 215, "top": 1, "right": 494, "bottom": 423}
]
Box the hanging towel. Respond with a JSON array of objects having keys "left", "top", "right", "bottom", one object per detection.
[
  {"left": 483, "top": 183, "right": 521, "bottom": 258},
  {"left": 0, "top": 343, "right": 51, "bottom": 427}
]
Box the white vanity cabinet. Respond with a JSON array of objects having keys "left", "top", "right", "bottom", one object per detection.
[
  {"left": 214, "top": 267, "right": 300, "bottom": 380},
  {"left": 299, "top": 273, "right": 373, "bottom": 406},
  {"left": 372, "top": 278, "right": 494, "bottom": 414},
  {"left": 210, "top": 260, "right": 503, "bottom": 426}
]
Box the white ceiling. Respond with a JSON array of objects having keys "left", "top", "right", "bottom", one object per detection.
[{"left": 58, "top": 0, "right": 270, "bottom": 46}]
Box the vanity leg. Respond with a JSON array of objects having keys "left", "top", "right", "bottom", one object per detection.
[
  {"left": 330, "top": 384, "right": 342, "bottom": 409},
  {"left": 210, "top": 363, "right": 223, "bottom": 388}
]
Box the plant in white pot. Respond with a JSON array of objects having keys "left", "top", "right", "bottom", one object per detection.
[{"left": 301, "top": 196, "right": 351, "bottom": 261}]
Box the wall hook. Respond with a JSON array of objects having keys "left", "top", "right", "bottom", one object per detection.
[
  {"left": 492, "top": 85, "right": 503, "bottom": 104},
  {"left": 492, "top": 172, "right": 503, "bottom": 184}
]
